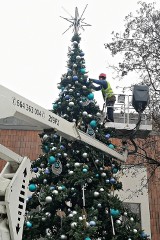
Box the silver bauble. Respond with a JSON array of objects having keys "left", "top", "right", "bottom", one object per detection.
[
  {"left": 82, "top": 85, "right": 87, "bottom": 89},
  {"left": 133, "top": 229, "right": 138, "bottom": 233},
  {"left": 43, "top": 134, "right": 48, "bottom": 140},
  {"left": 76, "top": 55, "right": 81, "bottom": 60},
  {"left": 82, "top": 152, "right": 88, "bottom": 158},
  {"left": 43, "top": 179, "right": 47, "bottom": 184},
  {"left": 41, "top": 217, "right": 46, "bottom": 221},
  {"left": 69, "top": 89, "right": 73, "bottom": 92},
  {"left": 97, "top": 203, "right": 102, "bottom": 208},
  {"left": 116, "top": 219, "right": 121, "bottom": 225},
  {"left": 71, "top": 222, "right": 77, "bottom": 228},
  {"left": 45, "top": 212, "right": 51, "bottom": 217},
  {"left": 67, "top": 76, "right": 71, "bottom": 79},
  {"left": 94, "top": 191, "right": 100, "bottom": 197},
  {"left": 63, "top": 153, "right": 68, "bottom": 157},
  {"left": 60, "top": 235, "right": 67, "bottom": 239},
  {"left": 74, "top": 162, "right": 81, "bottom": 167},
  {"left": 53, "top": 190, "right": 58, "bottom": 195},
  {"left": 69, "top": 101, "right": 74, "bottom": 107},
  {"left": 69, "top": 170, "right": 74, "bottom": 175},
  {"left": 99, "top": 188, "right": 104, "bottom": 192},
  {"left": 101, "top": 172, "right": 106, "bottom": 177},
  {"left": 130, "top": 217, "right": 134, "bottom": 221},
  {"left": 45, "top": 196, "right": 52, "bottom": 203},
  {"left": 72, "top": 211, "right": 77, "bottom": 215},
  {"left": 52, "top": 146, "right": 57, "bottom": 151},
  {"left": 82, "top": 111, "right": 88, "bottom": 116},
  {"left": 96, "top": 112, "right": 101, "bottom": 117},
  {"left": 68, "top": 213, "right": 73, "bottom": 218},
  {"left": 73, "top": 64, "right": 77, "bottom": 67}
]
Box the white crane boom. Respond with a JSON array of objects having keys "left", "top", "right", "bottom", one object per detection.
[{"left": 0, "top": 85, "right": 127, "bottom": 162}]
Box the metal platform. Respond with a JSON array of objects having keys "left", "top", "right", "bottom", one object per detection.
[{"left": 103, "top": 94, "right": 152, "bottom": 139}]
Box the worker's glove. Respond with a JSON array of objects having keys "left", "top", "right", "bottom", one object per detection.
[{"left": 88, "top": 78, "right": 93, "bottom": 83}]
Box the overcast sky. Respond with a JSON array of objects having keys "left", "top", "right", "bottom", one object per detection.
[{"left": 0, "top": 0, "right": 158, "bottom": 109}]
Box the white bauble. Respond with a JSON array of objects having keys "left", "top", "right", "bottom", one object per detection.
[
  {"left": 60, "top": 235, "right": 67, "bottom": 239},
  {"left": 69, "top": 170, "right": 74, "bottom": 175},
  {"left": 69, "top": 101, "right": 74, "bottom": 107},
  {"left": 94, "top": 191, "right": 100, "bottom": 197},
  {"left": 45, "top": 196, "right": 52, "bottom": 203},
  {"left": 71, "top": 222, "right": 77, "bottom": 228},
  {"left": 53, "top": 190, "right": 58, "bottom": 195},
  {"left": 133, "top": 229, "right": 138, "bottom": 233}
]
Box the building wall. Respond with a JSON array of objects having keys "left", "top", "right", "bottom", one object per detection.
[
  {"left": 0, "top": 128, "right": 160, "bottom": 239},
  {"left": 0, "top": 129, "right": 42, "bottom": 169},
  {"left": 117, "top": 166, "right": 151, "bottom": 237}
]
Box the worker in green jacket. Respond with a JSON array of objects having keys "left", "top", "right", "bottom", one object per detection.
[{"left": 89, "top": 73, "right": 116, "bottom": 122}]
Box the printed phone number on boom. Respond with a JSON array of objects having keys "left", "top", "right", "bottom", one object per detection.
[{"left": 12, "top": 97, "right": 45, "bottom": 118}]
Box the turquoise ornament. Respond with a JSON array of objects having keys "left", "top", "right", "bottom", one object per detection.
[
  {"left": 83, "top": 168, "right": 88, "bottom": 173},
  {"left": 112, "top": 168, "right": 118, "bottom": 174},
  {"left": 90, "top": 120, "right": 97, "bottom": 128},
  {"left": 29, "top": 184, "right": 37, "bottom": 192},
  {"left": 26, "top": 221, "right": 32, "bottom": 228},
  {"left": 48, "top": 156, "right": 56, "bottom": 164},
  {"left": 87, "top": 93, "right": 94, "bottom": 100},
  {"left": 84, "top": 238, "right": 91, "bottom": 240},
  {"left": 110, "top": 208, "right": 120, "bottom": 217},
  {"left": 52, "top": 103, "right": 58, "bottom": 110},
  {"left": 108, "top": 143, "right": 115, "bottom": 149},
  {"left": 80, "top": 68, "right": 86, "bottom": 73}
]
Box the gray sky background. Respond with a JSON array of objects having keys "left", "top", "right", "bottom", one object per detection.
[{"left": 0, "top": 0, "right": 158, "bottom": 109}]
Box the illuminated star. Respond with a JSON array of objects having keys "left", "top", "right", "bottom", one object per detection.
[{"left": 60, "top": 4, "right": 91, "bottom": 35}]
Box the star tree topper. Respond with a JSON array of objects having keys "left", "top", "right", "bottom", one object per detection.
[{"left": 60, "top": 4, "right": 91, "bottom": 34}]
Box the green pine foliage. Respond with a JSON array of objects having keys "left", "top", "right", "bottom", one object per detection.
[{"left": 22, "top": 33, "right": 149, "bottom": 240}]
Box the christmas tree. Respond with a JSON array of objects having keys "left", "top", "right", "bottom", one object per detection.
[{"left": 22, "top": 7, "right": 149, "bottom": 240}]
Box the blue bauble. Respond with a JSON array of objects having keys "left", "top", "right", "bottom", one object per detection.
[
  {"left": 110, "top": 209, "right": 120, "bottom": 217},
  {"left": 67, "top": 68, "right": 72, "bottom": 73},
  {"left": 90, "top": 120, "right": 97, "bottom": 128},
  {"left": 141, "top": 232, "right": 148, "bottom": 238},
  {"left": 65, "top": 95, "right": 70, "bottom": 100},
  {"left": 87, "top": 93, "right": 94, "bottom": 100},
  {"left": 80, "top": 68, "right": 86, "bottom": 73},
  {"left": 105, "top": 134, "right": 110, "bottom": 139},
  {"left": 84, "top": 238, "right": 91, "bottom": 240},
  {"left": 80, "top": 52, "right": 85, "bottom": 56},
  {"left": 73, "top": 75, "right": 78, "bottom": 81},
  {"left": 48, "top": 156, "right": 56, "bottom": 164},
  {"left": 89, "top": 221, "right": 96, "bottom": 226},
  {"left": 60, "top": 145, "right": 65, "bottom": 150},
  {"left": 29, "top": 184, "right": 37, "bottom": 192},
  {"left": 108, "top": 143, "right": 115, "bottom": 149},
  {"left": 45, "top": 168, "right": 50, "bottom": 174},
  {"left": 26, "top": 221, "right": 32, "bottom": 228},
  {"left": 32, "top": 167, "right": 38, "bottom": 173},
  {"left": 110, "top": 177, "right": 116, "bottom": 184},
  {"left": 83, "top": 168, "right": 88, "bottom": 173},
  {"left": 50, "top": 186, "right": 55, "bottom": 190}
]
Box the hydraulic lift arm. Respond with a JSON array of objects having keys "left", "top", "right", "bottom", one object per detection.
[{"left": 0, "top": 84, "right": 127, "bottom": 162}]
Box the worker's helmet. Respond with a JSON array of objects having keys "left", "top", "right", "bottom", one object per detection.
[{"left": 99, "top": 73, "right": 106, "bottom": 79}]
